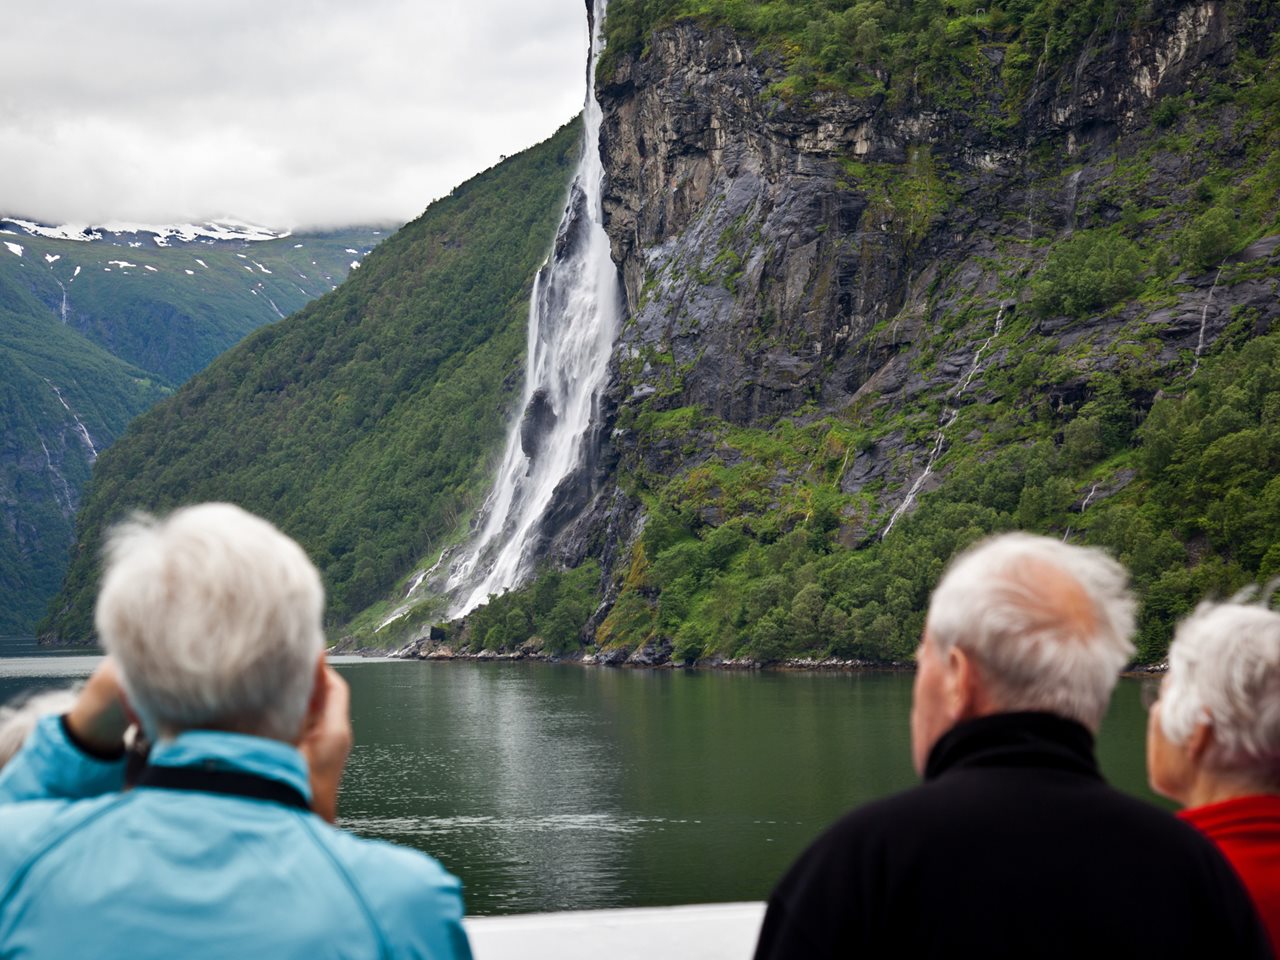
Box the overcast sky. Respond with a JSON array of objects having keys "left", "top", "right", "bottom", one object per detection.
[{"left": 0, "top": 1, "right": 588, "bottom": 231}]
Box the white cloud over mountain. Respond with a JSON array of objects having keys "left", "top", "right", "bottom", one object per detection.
[{"left": 0, "top": 0, "right": 587, "bottom": 230}]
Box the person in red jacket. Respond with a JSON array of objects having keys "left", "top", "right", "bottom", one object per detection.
[{"left": 1147, "top": 596, "right": 1280, "bottom": 953}]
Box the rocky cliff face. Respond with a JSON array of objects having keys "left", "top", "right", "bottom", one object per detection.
[{"left": 528, "top": 0, "right": 1280, "bottom": 652}]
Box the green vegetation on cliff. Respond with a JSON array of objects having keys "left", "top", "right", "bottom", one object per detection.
[
  {"left": 591, "top": 322, "right": 1280, "bottom": 666},
  {"left": 603, "top": 0, "right": 1152, "bottom": 107},
  {"left": 41, "top": 119, "right": 582, "bottom": 641},
  {"left": 433, "top": 5, "right": 1280, "bottom": 667}
]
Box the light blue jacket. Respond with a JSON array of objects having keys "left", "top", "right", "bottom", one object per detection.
[{"left": 0, "top": 715, "right": 473, "bottom": 959}]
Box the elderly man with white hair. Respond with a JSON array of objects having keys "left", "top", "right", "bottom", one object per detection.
[
  {"left": 0, "top": 503, "right": 472, "bottom": 960},
  {"left": 754, "top": 532, "right": 1270, "bottom": 960},
  {"left": 1148, "top": 597, "right": 1280, "bottom": 953}
]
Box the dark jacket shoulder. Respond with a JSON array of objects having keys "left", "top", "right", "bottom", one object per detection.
[{"left": 755, "top": 713, "right": 1271, "bottom": 960}]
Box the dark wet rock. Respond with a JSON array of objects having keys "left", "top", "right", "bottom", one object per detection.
[
  {"left": 626, "top": 641, "right": 672, "bottom": 666},
  {"left": 1072, "top": 468, "right": 1138, "bottom": 513},
  {"left": 520, "top": 388, "right": 557, "bottom": 461},
  {"left": 1236, "top": 236, "right": 1280, "bottom": 262},
  {"left": 840, "top": 441, "right": 896, "bottom": 495},
  {"left": 515, "top": 2, "right": 1280, "bottom": 637}
]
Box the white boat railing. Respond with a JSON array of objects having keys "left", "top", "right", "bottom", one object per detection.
[{"left": 463, "top": 901, "right": 766, "bottom": 960}]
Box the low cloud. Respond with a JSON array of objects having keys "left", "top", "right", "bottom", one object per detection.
[{"left": 0, "top": 0, "right": 587, "bottom": 230}]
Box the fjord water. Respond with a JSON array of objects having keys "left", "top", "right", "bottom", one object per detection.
[
  {"left": 0, "top": 648, "right": 1161, "bottom": 916},
  {"left": 335, "top": 661, "right": 1163, "bottom": 916}
]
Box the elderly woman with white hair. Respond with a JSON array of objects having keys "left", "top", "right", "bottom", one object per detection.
[
  {"left": 0, "top": 503, "right": 473, "bottom": 960},
  {"left": 1147, "top": 598, "right": 1280, "bottom": 953}
]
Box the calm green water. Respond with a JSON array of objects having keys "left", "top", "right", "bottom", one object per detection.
[
  {"left": 0, "top": 650, "right": 1162, "bottom": 916},
  {"left": 335, "top": 661, "right": 1163, "bottom": 915}
]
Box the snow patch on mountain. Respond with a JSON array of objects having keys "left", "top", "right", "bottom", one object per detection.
[
  {"left": 0, "top": 217, "right": 290, "bottom": 245},
  {"left": 4, "top": 242, "right": 23, "bottom": 257}
]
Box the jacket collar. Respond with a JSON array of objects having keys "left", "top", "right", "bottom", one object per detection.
[
  {"left": 924, "top": 711, "right": 1102, "bottom": 783},
  {"left": 147, "top": 730, "right": 312, "bottom": 804}
]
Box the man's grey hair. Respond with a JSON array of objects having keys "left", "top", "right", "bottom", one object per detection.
[
  {"left": 95, "top": 503, "right": 325, "bottom": 742},
  {"left": 1160, "top": 599, "right": 1280, "bottom": 788},
  {"left": 0, "top": 687, "right": 80, "bottom": 768},
  {"left": 926, "top": 533, "right": 1137, "bottom": 731}
]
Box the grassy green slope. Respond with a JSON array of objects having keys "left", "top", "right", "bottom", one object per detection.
[{"left": 42, "top": 118, "right": 582, "bottom": 642}]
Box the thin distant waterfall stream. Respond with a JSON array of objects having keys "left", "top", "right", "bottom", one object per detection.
[
  {"left": 881, "top": 304, "right": 1007, "bottom": 539},
  {"left": 422, "top": 0, "right": 621, "bottom": 620},
  {"left": 43, "top": 379, "right": 97, "bottom": 461}
]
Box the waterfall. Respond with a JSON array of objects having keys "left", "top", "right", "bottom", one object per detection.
[
  {"left": 1064, "top": 481, "right": 1102, "bottom": 541},
  {"left": 437, "top": 0, "right": 621, "bottom": 619},
  {"left": 55, "top": 277, "right": 69, "bottom": 323},
  {"left": 1081, "top": 482, "right": 1100, "bottom": 512},
  {"left": 1025, "top": 182, "right": 1035, "bottom": 241},
  {"left": 39, "top": 436, "right": 75, "bottom": 515},
  {"left": 1189, "top": 263, "right": 1225, "bottom": 377},
  {"left": 1064, "top": 169, "right": 1083, "bottom": 232},
  {"left": 880, "top": 410, "right": 957, "bottom": 539},
  {"left": 43, "top": 379, "right": 98, "bottom": 462},
  {"left": 881, "top": 304, "right": 1007, "bottom": 539}
]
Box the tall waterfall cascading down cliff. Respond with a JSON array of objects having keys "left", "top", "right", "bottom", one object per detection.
[{"left": 443, "top": 0, "right": 620, "bottom": 617}]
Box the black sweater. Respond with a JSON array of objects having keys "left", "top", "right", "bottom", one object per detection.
[{"left": 754, "top": 712, "right": 1272, "bottom": 959}]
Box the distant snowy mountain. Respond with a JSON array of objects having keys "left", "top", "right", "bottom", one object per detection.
[
  {"left": 0, "top": 214, "right": 396, "bottom": 636},
  {"left": 0, "top": 216, "right": 390, "bottom": 382},
  {"left": 0, "top": 217, "right": 290, "bottom": 245}
]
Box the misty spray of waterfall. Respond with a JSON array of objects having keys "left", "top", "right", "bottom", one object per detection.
[{"left": 443, "top": 0, "right": 621, "bottom": 617}]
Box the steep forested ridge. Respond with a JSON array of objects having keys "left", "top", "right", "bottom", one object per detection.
[
  {"left": 0, "top": 279, "right": 165, "bottom": 634},
  {"left": 0, "top": 225, "right": 382, "bottom": 635},
  {"left": 41, "top": 120, "right": 582, "bottom": 641}
]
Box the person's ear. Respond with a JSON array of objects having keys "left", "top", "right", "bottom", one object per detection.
[
  {"left": 305, "top": 655, "right": 328, "bottom": 725},
  {"left": 946, "top": 645, "right": 979, "bottom": 720},
  {"left": 1186, "top": 718, "right": 1214, "bottom": 765},
  {"left": 942, "top": 647, "right": 988, "bottom": 721}
]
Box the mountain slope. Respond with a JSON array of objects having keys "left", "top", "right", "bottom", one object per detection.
[
  {"left": 0, "top": 221, "right": 386, "bottom": 636},
  {"left": 0, "top": 221, "right": 386, "bottom": 382},
  {"left": 41, "top": 1, "right": 1280, "bottom": 665},
  {"left": 0, "top": 278, "right": 167, "bottom": 634},
  {"left": 554, "top": 0, "right": 1280, "bottom": 664},
  {"left": 40, "top": 119, "right": 583, "bottom": 641},
  {"left": 417, "top": 0, "right": 1280, "bottom": 665}
]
